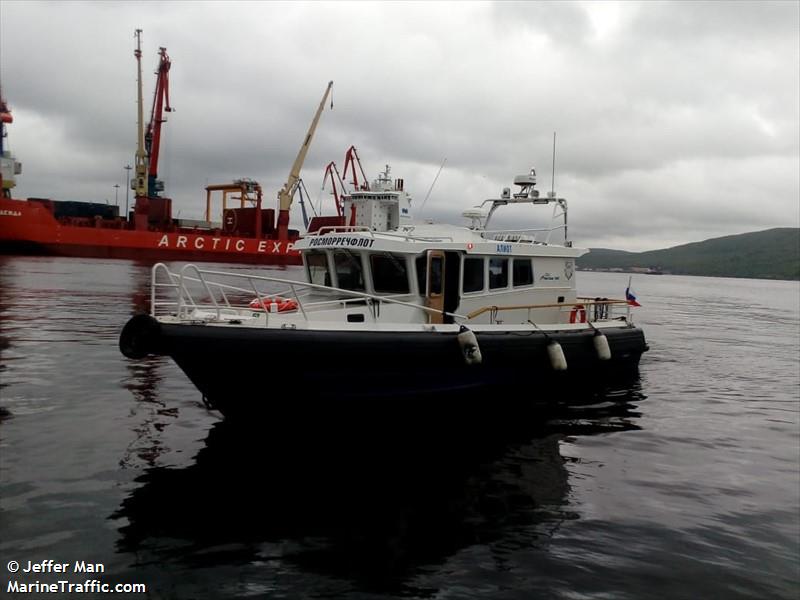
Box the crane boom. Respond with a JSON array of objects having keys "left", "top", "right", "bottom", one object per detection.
[
  {"left": 145, "top": 46, "right": 172, "bottom": 197},
  {"left": 133, "top": 29, "right": 148, "bottom": 198},
  {"left": 322, "top": 161, "right": 347, "bottom": 217},
  {"left": 342, "top": 145, "right": 369, "bottom": 191},
  {"left": 277, "top": 81, "right": 333, "bottom": 212}
]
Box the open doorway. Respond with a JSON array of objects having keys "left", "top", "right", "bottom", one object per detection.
[{"left": 424, "top": 250, "right": 461, "bottom": 324}]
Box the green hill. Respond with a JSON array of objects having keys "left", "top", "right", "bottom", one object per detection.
[{"left": 578, "top": 228, "right": 800, "bottom": 280}]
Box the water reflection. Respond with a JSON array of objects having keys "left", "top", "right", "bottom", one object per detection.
[
  {"left": 112, "top": 379, "right": 645, "bottom": 593},
  {"left": 127, "top": 260, "right": 153, "bottom": 315},
  {"left": 0, "top": 305, "right": 10, "bottom": 421},
  {"left": 118, "top": 355, "right": 180, "bottom": 469},
  {"left": 117, "top": 261, "right": 183, "bottom": 468},
  {"left": 0, "top": 258, "right": 16, "bottom": 421}
]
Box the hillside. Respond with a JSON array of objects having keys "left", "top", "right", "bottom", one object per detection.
[{"left": 577, "top": 228, "right": 800, "bottom": 280}]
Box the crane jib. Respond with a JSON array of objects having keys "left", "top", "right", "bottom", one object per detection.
[{"left": 278, "top": 81, "right": 334, "bottom": 213}]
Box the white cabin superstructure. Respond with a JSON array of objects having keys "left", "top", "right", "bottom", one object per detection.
[
  {"left": 340, "top": 165, "right": 413, "bottom": 232},
  {"left": 295, "top": 168, "right": 584, "bottom": 326}
]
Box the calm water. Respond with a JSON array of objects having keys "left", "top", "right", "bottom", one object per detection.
[{"left": 0, "top": 256, "right": 798, "bottom": 599}]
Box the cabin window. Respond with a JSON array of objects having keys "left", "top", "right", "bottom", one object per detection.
[
  {"left": 489, "top": 257, "right": 509, "bottom": 289},
  {"left": 333, "top": 251, "right": 365, "bottom": 292},
  {"left": 306, "top": 251, "right": 330, "bottom": 287},
  {"left": 513, "top": 258, "right": 534, "bottom": 287},
  {"left": 429, "top": 256, "right": 443, "bottom": 295},
  {"left": 371, "top": 253, "right": 410, "bottom": 294},
  {"left": 463, "top": 257, "right": 484, "bottom": 293},
  {"left": 416, "top": 255, "right": 427, "bottom": 294}
]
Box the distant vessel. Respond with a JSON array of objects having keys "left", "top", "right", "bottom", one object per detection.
[{"left": 0, "top": 31, "right": 334, "bottom": 265}]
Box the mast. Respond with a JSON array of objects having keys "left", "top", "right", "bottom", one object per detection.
[
  {"left": 133, "top": 29, "right": 148, "bottom": 198},
  {"left": 0, "top": 90, "right": 21, "bottom": 197},
  {"left": 0, "top": 90, "right": 10, "bottom": 156}
]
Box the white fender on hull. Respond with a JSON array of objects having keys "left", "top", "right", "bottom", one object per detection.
[
  {"left": 457, "top": 325, "right": 482, "bottom": 365},
  {"left": 547, "top": 340, "right": 567, "bottom": 371},
  {"left": 593, "top": 330, "right": 612, "bottom": 360}
]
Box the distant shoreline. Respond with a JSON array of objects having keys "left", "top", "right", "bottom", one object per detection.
[
  {"left": 576, "top": 267, "right": 798, "bottom": 282},
  {"left": 578, "top": 267, "right": 666, "bottom": 276},
  {"left": 577, "top": 227, "right": 799, "bottom": 282}
]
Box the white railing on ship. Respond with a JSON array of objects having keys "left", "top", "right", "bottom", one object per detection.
[
  {"left": 150, "top": 264, "right": 632, "bottom": 326},
  {"left": 466, "top": 296, "right": 631, "bottom": 324},
  {"left": 482, "top": 224, "right": 567, "bottom": 245},
  {"left": 150, "top": 263, "right": 465, "bottom": 324},
  {"left": 308, "top": 224, "right": 564, "bottom": 245},
  {"left": 311, "top": 225, "right": 455, "bottom": 243}
]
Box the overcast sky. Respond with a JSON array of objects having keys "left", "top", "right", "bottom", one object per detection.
[{"left": 1, "top": 1, "right": 798, "bottom": 251}]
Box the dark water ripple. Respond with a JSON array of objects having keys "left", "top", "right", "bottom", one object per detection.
[{"left": 1, "top": 258, "right": 798, "bottom": 599}]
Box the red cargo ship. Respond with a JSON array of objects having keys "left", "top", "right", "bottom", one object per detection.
[
  {"left": 0, "top": 182, "right": 306, "bottom": 265},
  {"left": 0, "top": 32, "right": 341, "bottom": 265}
]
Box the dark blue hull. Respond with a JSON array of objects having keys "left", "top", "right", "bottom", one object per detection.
[{"left": 120, "top": 315, "right": 649, "bottom": 418}]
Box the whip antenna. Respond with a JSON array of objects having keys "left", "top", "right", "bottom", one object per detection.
[
  {"left": 551, "top": 131, "right": 556, "bottom": 197},
  {"left": 420, "top": 157, "right": 447, "bottom": 215}
]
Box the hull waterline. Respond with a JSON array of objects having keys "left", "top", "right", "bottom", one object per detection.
[{"left": 120, "top": 314, "right": 648, "bottom": 418}]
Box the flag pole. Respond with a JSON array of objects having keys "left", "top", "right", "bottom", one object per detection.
[{"left": 626, "top": 275, "right": 632, "bottom": 319}]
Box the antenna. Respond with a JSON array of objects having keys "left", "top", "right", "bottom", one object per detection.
[
  {"left": 550, "top": 131, "right": 556, "bottom": 198},
  {"left": 420, "top": 157, "right": 447, "bottom": 215}
]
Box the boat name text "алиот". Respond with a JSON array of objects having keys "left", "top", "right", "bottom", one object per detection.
[{"left": 156, "top": 234, "right": 296, "bottom": 254}]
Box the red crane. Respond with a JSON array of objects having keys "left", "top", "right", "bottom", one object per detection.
[
  {"left": 322, "top": 161, "right": 347, "bottom": 217},
  {"left": 342, "top": 145, "right": 369, "bottom": 192},
  {"left": 144, "top": 46, "right": 172, "bottom": 197}
]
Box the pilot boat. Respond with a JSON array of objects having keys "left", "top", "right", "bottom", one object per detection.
[{"left": 120, "top": 166, "right": 648, "bottom": 417}]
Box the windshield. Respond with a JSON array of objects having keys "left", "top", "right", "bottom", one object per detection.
[
  {"left": 305, "top": 251, "right": 331, "bottom": 287},
  {"left": 371, "top": 253, "right": 410, "bottom": 294},
  {"left": 333, "top": 251, "right": 365, "bottom": 292}
]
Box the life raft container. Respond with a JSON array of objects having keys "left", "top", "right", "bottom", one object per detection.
[
  {"left": 569, "top": 304, "right": 587, "bottom": 324},
  {"left": 249, "top": 296, "right": 299, "bottom": 312}
]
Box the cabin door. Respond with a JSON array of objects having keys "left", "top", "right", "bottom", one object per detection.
[{"left": 425, "top": 250, "right": 446, "bottom": 324}]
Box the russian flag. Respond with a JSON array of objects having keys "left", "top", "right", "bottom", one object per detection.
[{"left": 625, "top": 278, "right": 642, "bottom": 307}]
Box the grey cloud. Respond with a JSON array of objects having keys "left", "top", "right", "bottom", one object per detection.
[{"left": 1, "top": 0, "right": 797, "bottom": 252}]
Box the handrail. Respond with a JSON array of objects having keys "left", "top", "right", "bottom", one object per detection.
[
  {"left": 179, "top": 264, "right": 223, "bottom": 320},
  {"left": 151, "top": 263, "right": 466, "bottom": 322},
  {"left": 466, "top": 298, "right": 629, "bottom": 320},
  {"left": 481, "top": 224, "right": 568, "bottom": 246},
  {"left": 151, "top": 264, "right": 631, "bottom": 326},
  {"left": 313, "top": 225, "right": 371, "bottom": 235},
  {"left": 481, "top": 225, "right": 565, "bottom": 236},
  {"left": 307, "top": 226, "right": 455, "bottom": 243},
  {"left": 151, "top": 263, "right": 175, "bottom": 315}
]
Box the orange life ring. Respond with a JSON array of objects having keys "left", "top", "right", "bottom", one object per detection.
[
  {"left": 249, "top": 296, "right": 299, "bottom": 312},
  {"left": 569, "top": 304, "right": 587, "bottom": 324}
]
